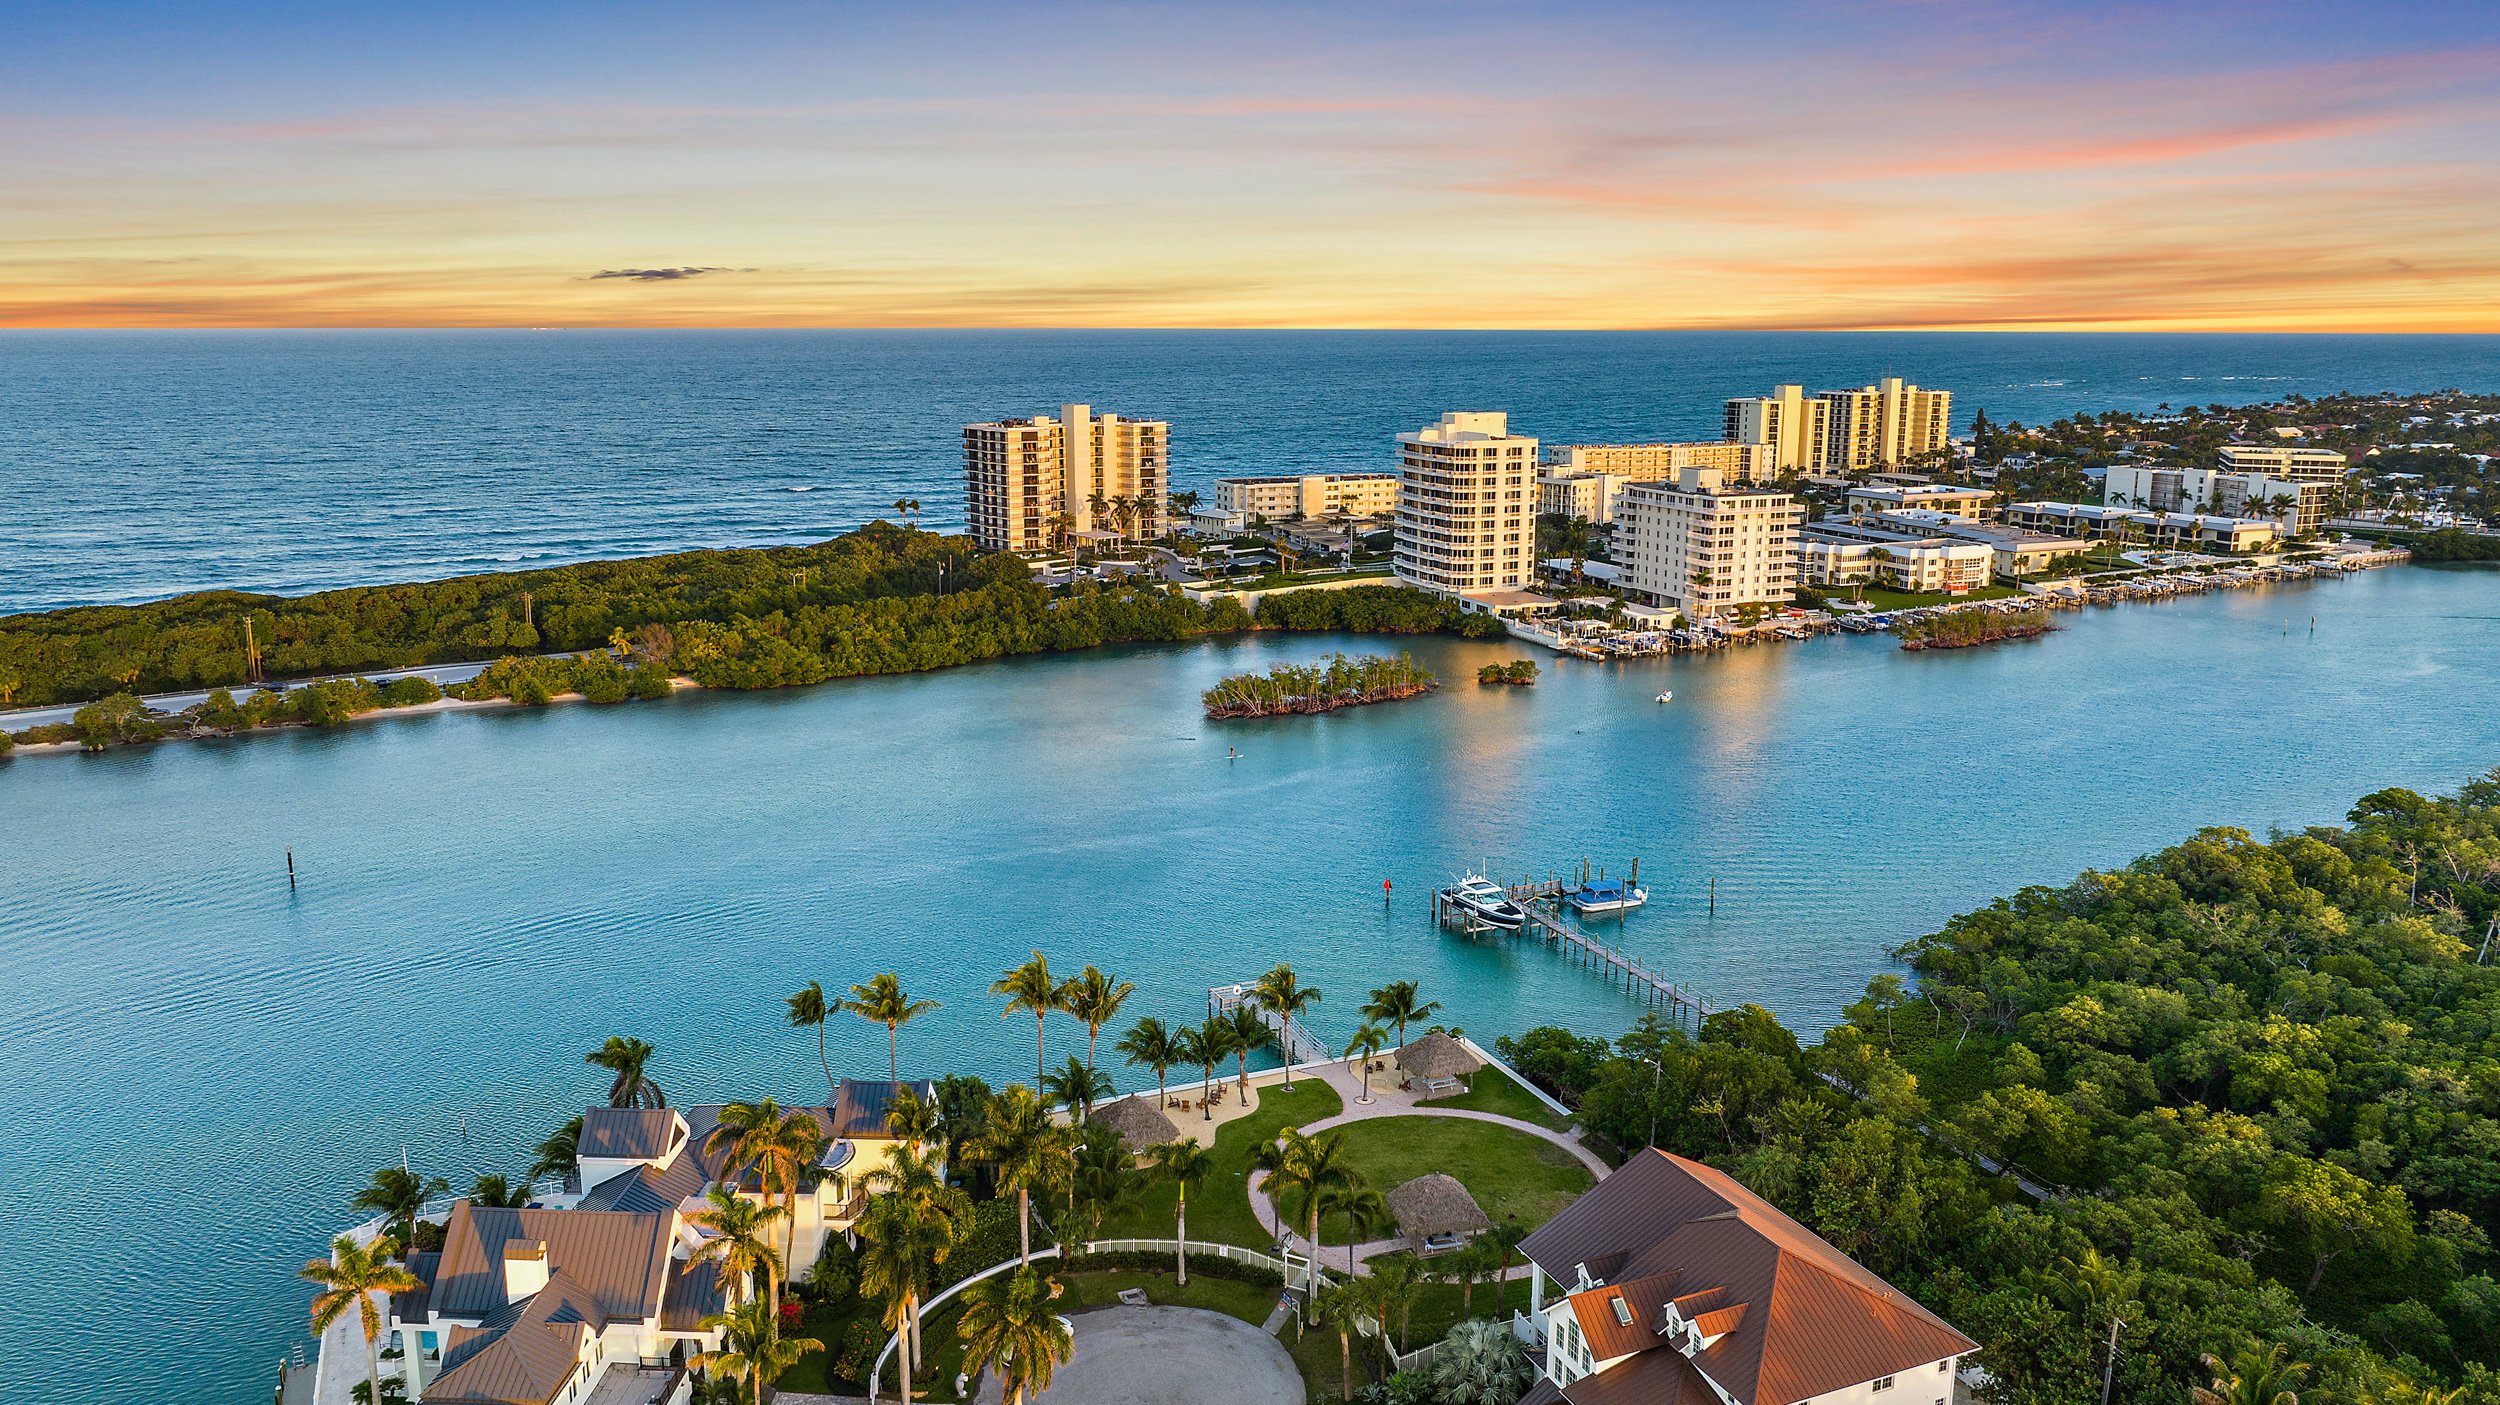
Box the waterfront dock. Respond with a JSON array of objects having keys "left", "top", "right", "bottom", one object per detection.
[
  {"left": 1434, "top": 874, "right": 1716, "bottom": 1029},
  {"left": 1207, "top": 981, "right": 1331, "bottom": 1064}
]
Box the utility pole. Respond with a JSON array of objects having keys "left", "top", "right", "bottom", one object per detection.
[
  {"left": 2098, "top": 1315, "right": 2123, "bottom": 1405},
  {"left": 242, "top": 616, "right": 261, "bottom": 681}
]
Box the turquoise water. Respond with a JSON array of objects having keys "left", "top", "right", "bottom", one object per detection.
[
  {"left": 5, "top": 329, "right": 2498, "bottom": 611},
  {"left": 5, "top": 563, "right": 2499, "bottom": 1404}
]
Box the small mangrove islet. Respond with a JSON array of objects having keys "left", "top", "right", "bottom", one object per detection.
[{"left": 1202, "top": 651, "right": 1437, "bottom": 719}]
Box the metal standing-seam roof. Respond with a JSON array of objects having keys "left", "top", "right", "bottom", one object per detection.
[
  {"left": 1088, "top": 1095, "right": 1182, "bottom": 1152},
  {"left": 428, "top": 1202, "right": 674, "bottom": 1325},
  {"left": 829, "top": 1079, "right": 938, "bottom": 1139},
  {"left": 575, "top": 1108, "right": 685, "bottom": 1161},
  {"left": 1520, "top": 1149, "right": 1975, "bottom": 1405},
  {"left": 1393, "top": 1030, "right": 1484, "bottom": 1081},
  {"left": 1385, "top": 1173, "right": 1492, "bottom": 1240},
  {"left": 427, "top": 1272, "right": 604, "bottom": 1405}
]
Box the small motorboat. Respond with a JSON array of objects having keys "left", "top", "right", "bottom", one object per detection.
[
  {"left": 1655, "top": 691, "right": 1674, "bottom": 703},
  {"left": 1439, "top": 874, "right": 1526, "bottom": 930},
  {"left": 1567, "top": 877, "right": 1649, "bottom": 915}
]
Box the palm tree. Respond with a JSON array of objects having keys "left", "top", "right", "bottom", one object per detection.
[
  {"left": 468, "top": 1173, "right": 531, "bottom": 1208},
  {"left": 1218, "top": 1006, "right": 1276, "bottom": 1099},
  {"left": 1433, "top": 1318, "right": 1534, "bottom": 1404},
  {"left": 350, "top": 1167, "right": 448, "bottom": 1253},
  {"left": 956, "top": 1266, "right": 1073, "bottom": 1405},
  {"left": 992, "top": 952, "right": 1061, "bottom": 1089},
  {"left": 2193, "top": 1343, "right": 2309, "bottom": 1405},
  {"left": 1485, "top": 1219, "right": 1531, "bottom": 1316},
  {"left": 857, "top": 1190, "right": 967, "bottom": 1403},
  {"left": 527, "top": 1116, "right": 582, "bottom": 1185},
  {"left": 302, "top": 1234, "right": 421, "bottom": 1405},
  {"left": 1252, "top": 1127, "right": 1363, "bottom": 1325},
  {"left": 687, "top": 1184, "right": 788, "bottom": 1306},
  {"left": 1115, "top": 1016, "right": 1180, "bottom": 1109},
  {"left": 1147, "top": 1140, "right": 1214, "bottom": 1283},
  {"left": 1313, "top": 1279, "right": 1370, "bottom": 1402},
  {"left": 705, "top": 1100, "right": 822, "bottom": 1286},
  {"left": 693, "top": 1297, "right": 820, "bottom": 1405},
  {"left": 1250, "top": 965, "right": 1319, "bottom": 1088},
  {"left": 1319, "top": 1181, "right": 1389, "bottom": 1276},
  {"left": 1176, "top": 1020, "right": 1229, "bottom": 1120},
  {"left": 1367, "top": 1252, "right": 1427, "bottom": 1353},
  {"left": 1042, "top": 1055, "right": 1114, "bottom": 1122},
  {"left": 1439, "top": 1238, "right": 1502, "bottom": 1318},
  {"left": 967, "top": 1084, "right": 1071, "bottom": 1266},
  {"left": 1059, "top": 966, "right": 1136, "bottom": 1069},
  {"left": 1343, "top": 1023, "right": 1390, "bottom": 1104},
  {"left": 586, "top": 1035, "right": 665, "bottom": 1108},
  {"left": 1361, "top": 981, "right": 1442, "bottom": 1049},
  {"left": 864, "top": 1139, "right": 956, "bottom": 1219},
  {"left": 787, "top": 980, "right": 836, "bottom": 1097},
  {"left": 883, "top": 1086, "right": 940, "bottom": 1147},
  {"left": 1069, "top": 1130, "right": 1146, "bottom": 1240},
  {"left": 848, "top": 973, "right": 941, "bottom": 1083}
]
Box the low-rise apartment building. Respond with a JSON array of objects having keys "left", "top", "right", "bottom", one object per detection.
[
  {"left": 1539, "top": 442, "right": 1776, "bottom": 523},
  {"left": 1614, "top": 468, "right": 1801, "bottom": 622},
  {"left": 1873, "top": 509, "right": 2094, "bottom": 579},
  {"left": 1538, "top": 471, "right": 1632, "bottom": 524},
  {"left": 1796, "top": 520, "right": 1996, "bottom": 595},
  {"left": 964, "top": 403, "right": 1168, "bottom": 552},
  {"left": 2103, "top": 464, "right": 2333, "bottom": 536},
  {"left": 2004, "top": 501, "right": 2281, "bottom": 553},
  {"left": 1520, "top": 1149, "right": 1976, "bottom": 1405},
  {"left": 1842, "top": 483, "right": 1996, "bottom": 519},
  {"left": 1393, "top": 412, "right": 1537, "bottom": 598},
  {"left": 1211, "top": 472, "right": 1399, "bottom": 527}
]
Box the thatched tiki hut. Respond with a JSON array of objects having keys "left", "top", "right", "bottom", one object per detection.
[
  {"left": 1386, "top": 1173, "right": 1492, "bottom": 1254},
  {"left": 1394, "top": 1030, "right": 1483, "bottom": 1095},
  {"left": 1090, "top": 1094, "right": 1183, "bottom": 1154}
]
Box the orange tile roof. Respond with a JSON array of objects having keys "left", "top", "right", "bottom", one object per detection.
[{"left": 1524, "top": 1149, "right": 1975, "bottom": 1405}]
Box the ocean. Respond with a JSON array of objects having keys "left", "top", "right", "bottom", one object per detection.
[{"left": 4, "top": 329, "right": 2497, "bottom": 613}]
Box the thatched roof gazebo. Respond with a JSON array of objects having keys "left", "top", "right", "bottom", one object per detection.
[
  {"left": 1394, "top": 1030, "right": 1483, "bottom": 1091},
  {"left": 1089, "top": 1094, "right": 1182, "bottom": 1153},
  {"left": 1386, "top": 1173, "right": 1492, "bottom": 1252}
]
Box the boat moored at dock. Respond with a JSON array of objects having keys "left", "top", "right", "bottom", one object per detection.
[
  {"left": 1566, "top": 876, "right": 1648, "bottom": 915},
  {"left": 1438, "top": 874, "right": 1527, "bottom": 929}
]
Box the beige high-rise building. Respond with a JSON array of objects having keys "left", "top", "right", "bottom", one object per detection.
[
  {"left": 1817, "top": 378, "right": 1953, "bottom": 471},
  {"left": 963, "top": 403, "right": 1168, "bottom": 553},
  {"left": 1615, "top": 468, "right": 1802, "bottom": 623},
  {"left": 1722, "top": 385, "right": 1831, "bottom": 474},
  {"left": 1393, "top": 412, "right": 1536, "bottom": 597}
]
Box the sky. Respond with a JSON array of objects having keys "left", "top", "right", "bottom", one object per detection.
[{"left": 3, "top": 0, "right": 2498, "bottom": 331}]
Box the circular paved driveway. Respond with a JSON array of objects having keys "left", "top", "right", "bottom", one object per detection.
[{"left": 973, "top": 1304, "right": 1303, "bottom": 1405}]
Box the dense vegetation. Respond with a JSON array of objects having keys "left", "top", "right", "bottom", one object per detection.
[
  {"left": 1895, "top": 605, "right": 2054, "bottom": 649},
  {"left": 2387, "top": 529, "right": 2500, "bottom": 564},
  {"left": 1499, "top": 771, "right": 2500, "bottom": 1405},
  {"left": 1202, "top": 652, "right": 1438, "bottom": 719},
  {"left": 2, "top": 530, "right": 1516, "bottom": 751}
]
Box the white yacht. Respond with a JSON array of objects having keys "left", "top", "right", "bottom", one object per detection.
[{"left": 1440, "top": 874, "right": 1526, "bottom": 929}]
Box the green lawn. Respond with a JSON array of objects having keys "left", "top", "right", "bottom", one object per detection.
[
  {"left": 1417, "top": 1067, "right": 1572, "bottom": 1130},
  {"left": 1314, "top": 1117, "right": 1592, "bottom": 1245},
  {"left": 1097, "top": 1078, "right": 1345, "bottom": 1250},
  {"left": 1055, "top": 1267, "right": 1283, "bottom": 1324}
]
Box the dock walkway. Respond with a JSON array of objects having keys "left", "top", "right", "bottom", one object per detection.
[
  {"left": 1433, "top": 876, "right": 1716, "bottom": 1027},
  {"left": 1207, "top": 981, "right": 1330, "bottom": 1065}
]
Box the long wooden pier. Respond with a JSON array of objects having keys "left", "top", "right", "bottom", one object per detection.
[{"left": 1433, "top": 874, "right": 1716, "bottom": 1028}]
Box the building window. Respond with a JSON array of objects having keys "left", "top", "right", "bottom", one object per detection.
[{"left": 1874, "top": 1377, "right": 1896, "bottom": 1392}]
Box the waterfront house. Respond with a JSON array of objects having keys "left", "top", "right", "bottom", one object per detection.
[
  {"left": 1520, "top": 1149, "right": 1974, "bottom": 1405},
  {"left": 391, "top": 1201, "right": 723, "bottom": 1405},
  {"left": 376, "top": 1079, "right": 932, "bottom": 1403}
]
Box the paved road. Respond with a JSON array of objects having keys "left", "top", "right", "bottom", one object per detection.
[
  {"left": 0, "top": 661, "right": 491, "bottom": 732},
  {"left": 973, "top": 1305, "right": 1302, "bottom": 1405}
]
